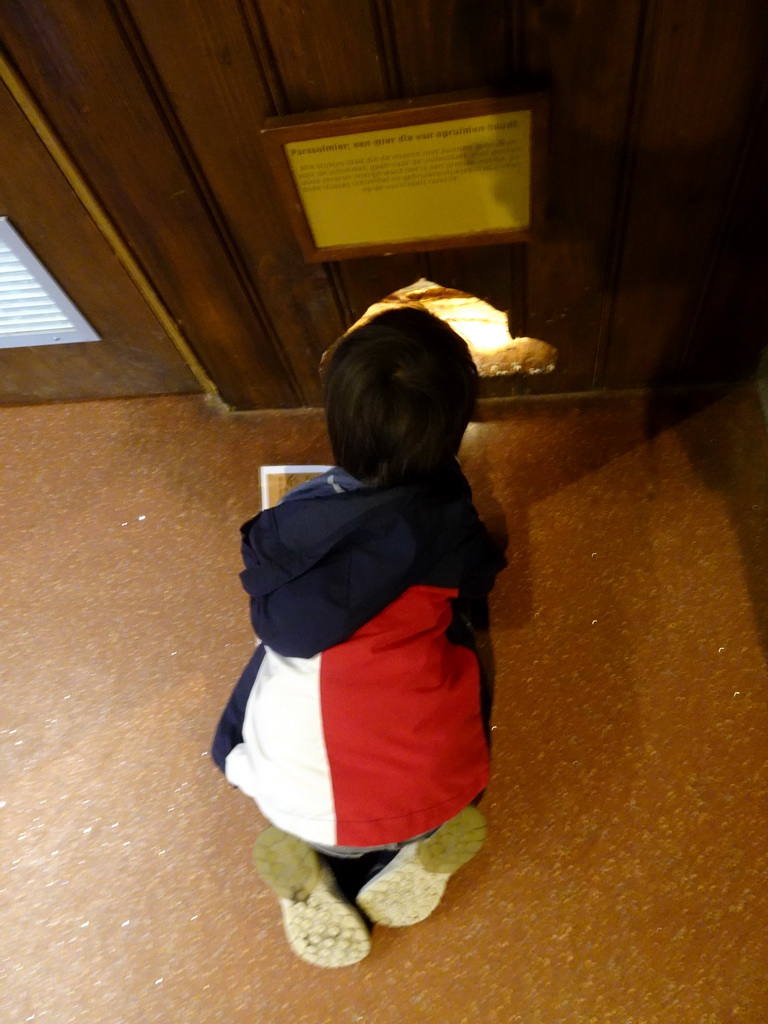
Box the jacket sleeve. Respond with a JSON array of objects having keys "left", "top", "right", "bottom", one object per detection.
[
  {"left": 210, "top": 644, "right": 266, "bottom": 772},
  {"left": 442, "top": 462, "right": 506, "bottom": 599},
  {"left": 457, "top": 513, "right": 507, "bottom": 600}
]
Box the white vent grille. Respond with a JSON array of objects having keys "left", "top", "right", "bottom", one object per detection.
[{"left": 0, "top": 217, "right": 100, "bottom": 349}]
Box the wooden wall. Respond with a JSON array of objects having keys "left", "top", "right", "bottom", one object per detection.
[
  {"left": 1, "top": 0, "right": 767, "bottom": 408},
  {"left": 0, "top": 60, "right": 200, "bottom": 403}
]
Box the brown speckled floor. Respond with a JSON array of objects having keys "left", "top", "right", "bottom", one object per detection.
[{"left": 2, "top": 387, "right": 767, "bottom": 1024}]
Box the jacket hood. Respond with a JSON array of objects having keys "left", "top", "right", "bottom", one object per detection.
[
  {"left": 235, "top": 464, "right": 503, "bottom": 658},
  {"left": 240, "top": 467, "right": 463, "bottom": 600}
]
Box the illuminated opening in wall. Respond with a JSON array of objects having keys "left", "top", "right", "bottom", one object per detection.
[{"left": 342, "top": 279, "right": 556, "bottom": 378}]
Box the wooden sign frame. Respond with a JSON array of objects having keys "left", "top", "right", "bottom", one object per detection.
[{"left": 260, "top": 90, "right": 548, "bottom": 262}]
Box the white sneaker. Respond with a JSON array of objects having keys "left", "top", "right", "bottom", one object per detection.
[
  {"left": 356, "top": 806, "right": 487, "bottom": 927},
  {"left": 254, "top": 826, "right": 371, "bottom": 968},
  {"left": 279, "top": 864, "right": 371, "bottom": 968}
]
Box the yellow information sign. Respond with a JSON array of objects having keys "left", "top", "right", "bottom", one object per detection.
[{"left": 284, "top": 111, "right": 531, "bottom": 249}]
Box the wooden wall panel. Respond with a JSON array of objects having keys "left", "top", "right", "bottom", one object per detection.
[
  {"left": 118, "top": 0, "right": 350, "bottom": 404},
  {"left": 522, "top": 0, "right": 646, "bottom": 393},
  {"left": 1, "top": 0, "right": 766, "bottom": 409},
  {"left": 253, "top": 0, "right": 427, "bottom": 341},
  {"left": 251, "top": 0, "right": 390, "bottom": 110},
  {"left": 0, "top": 0, "right": 298, "bottom": 408},
  {"left": 684, "top": 68, "right": 768, "bottom": 384},
  {"left": 603, "top": 0, "right": 768, "bottom": 388},
  {"left": 0, "top": 75, "right": 199, "bottom": 403},
  {"left": 385, "top": 0, "right": 524, "bottom": 369},
  {"left": 391, "top": 0, "right": 514, "bottom": 96}
]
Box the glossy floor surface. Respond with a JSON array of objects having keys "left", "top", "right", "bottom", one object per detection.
[{"left": 2, "top": 387, "right": 767, "bottom": 1023}]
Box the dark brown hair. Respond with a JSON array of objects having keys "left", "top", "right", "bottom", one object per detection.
[{"left": 323, "top": 307, "right": 478, "bottom": 488}]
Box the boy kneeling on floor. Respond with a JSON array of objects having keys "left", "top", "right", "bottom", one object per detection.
[{"left": 212, "top": 307, "right": 505, "bottom": 967}]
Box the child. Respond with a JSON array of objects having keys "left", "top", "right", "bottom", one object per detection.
[{"left": 212, "top": 307, "right": 505, "bottom": 967}]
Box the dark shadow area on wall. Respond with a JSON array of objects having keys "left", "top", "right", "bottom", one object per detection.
[
  {"left": 545, "top": 124, "right": 768, "bottom": 389},
  {"left": 477, "top": 1, "right": 768, "bottom": 394}
]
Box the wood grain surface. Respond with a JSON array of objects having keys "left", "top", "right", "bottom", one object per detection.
[{"left": 1, "top": 0, "right": 765, "bottom": 407}]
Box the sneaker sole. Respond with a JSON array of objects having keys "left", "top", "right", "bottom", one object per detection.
[
  {"left": 418, "top": 804, "right": 487, "bottom": 873},
  {"left": 356, "top": 806, "right": 487, "bottom": 927},
  {"left": 253, "top": 826, "right": 321, "bottom": 901},
  {"left": 254, "top": 828, "right": 371, "bottom": 967},
  {"left": 280, "top": 866, "right": 372, "bottom": 968}
]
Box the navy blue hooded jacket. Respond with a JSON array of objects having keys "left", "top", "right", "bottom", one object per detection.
[{"left": 212, "top": 463, "right": 504, "bottom": 848}]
